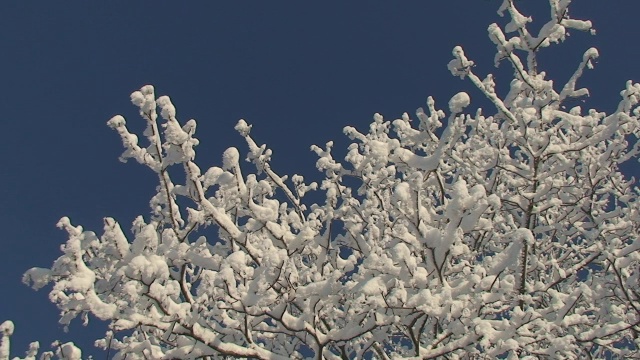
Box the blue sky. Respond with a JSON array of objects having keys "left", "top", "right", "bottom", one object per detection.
[{"left": 1, "top": 1, "right": 639, "bottom": 357}]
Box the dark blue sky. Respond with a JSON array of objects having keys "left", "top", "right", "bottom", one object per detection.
[{"left": 1, "top": 2, "right": 638, "bottom": 357}]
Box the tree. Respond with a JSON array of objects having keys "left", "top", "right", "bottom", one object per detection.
[{"left": 3, "top": 0, "right": 640, "bottom": 358}]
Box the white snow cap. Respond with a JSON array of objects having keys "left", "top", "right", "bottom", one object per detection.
[
  {"left": 584, "top": 47, "right": 599, "bottom": 61},
  {"left": 235, "top": 119, "right": 252, "bottom": 136},
  {"left": 59, "top": 342, "right": 82, "bottom": 360},
  {"left": 0, "top": 320, "right": 14, "bottom": 336},
  {"left": 156, "top": 96, "right": 176, "bottom": 119},
  {"left": 106, "top": 115, "right": 126, "bottom": 129},
  {"left": 449, "top": 92, "right": 471, "bottom": 113},
  {"left": 222, "top": 147, "right": 240, "bottom": 170}
]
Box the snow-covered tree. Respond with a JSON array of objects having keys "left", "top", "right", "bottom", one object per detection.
[{"left": 4, "top": 0, "right": 640, "bottom": 358}]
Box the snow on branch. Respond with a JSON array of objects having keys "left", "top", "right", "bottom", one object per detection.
[{"left": 8, "top": 1, "right": 640, "bottom": 359}]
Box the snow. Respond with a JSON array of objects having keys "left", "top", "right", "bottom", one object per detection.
[
  {"left": 368, "top": 140, "right": 390, "bottom": 163},
  {"left": 222, "top": 147, "right": 240, "bottom": 170},
  {"left": 0, "top": 321, "right": 14, "bottom": 336},
  {"left": 449, "top": 92, "right": 471, "bottom": 113},
  {"left": 504, "top": 7, "right": 531, "bottom": 33},
  {"left": 106, "top": 115, "right": 125, "bottom": 128},
  {"left": 0, "top": 321, "right": 13, "bottom": 360},
  {"left": 562, "top": 19, "right": 592, "bottom": 32},
  {"left": 8, "top": 2, "right": 640, "bottom": 359},
  {"left": 130, "top": 90, "right": 145, "bottom": 107},
  {"left": 448, "top": 46, "right": 474, "bottom": 79},
  {"left": 488, "top": 23, "right": 506, "bottom": 45},
  {"left": 356, "top": 276, "right": 387, "bottom": 296},
  {"left": 226, "top": 251, "right": 248, "bottom": 273},
  {"left": 393, "top": 182, "right": 411, "bottom": 203},
  {"left": 131, "top": 85, "right": 156, "bottom": 114},
  {"left": 234, "top": 119, "right": 252, "bottom": 136},
  {"left": 487, "top": 240, "right": 523, "bottom": 276},
  {"left": 156, "top": 95, "right": 176, "bottom": 119},
  {"left": 58, "top": 342, "right": 82, "bottom": 360}
]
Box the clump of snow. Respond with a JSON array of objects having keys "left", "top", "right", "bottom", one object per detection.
[
  {"left": 202, "top": 166, "right": 224, "bottom": 188},
  {"left": 368, "top": 140, "right": 389, "bottom": 163},
  {"left": 58, "top": 342, "right": 82, "bottom": 360},
  {"left": 393, "top": 182, "right": 412, "bottom": 203},
  {"left": 448, "top": 46, "right": 474, "bottom": 79},
  {"left": 227, "top": 251, "right": 249, "bottom": 274},
  {"left": 0, "top": 320, "right": 14, "bottom": 336},
  {"left": 156, "top": 96, "right": 176, "bottom": 120},
  {"left": 222, "top": 147, "right": 240, "bottom": 170},
  {"left": 130, "top": 90, "right": 145, "bottom": 107},
  {"left": 449, "top": 92, "right": 471, "bottom": 113},
  {"left": 130, "top": 85, "right": 156, "bottom": 114},
  {"left": 356, "top": 276, "right": 387, "bottom": 296},
  {"left": 487, "top": 23, "right": 506, "bottom": 44},
  {"left": 482, "top": 74, "right": 496, "bottom": 93},
  {"left": 106, "top": 115, "right": 126, "bottom": 129},
  {"left": 235, "top": 119, "right": 252, "bottom": 136},
  {"left": 584, "top": 47, "right": 599, "bottom": 69},
  {"left": 504, "top": 7, "right": 531, "bottom": 33},
  {"left": 563, "top": 19, "right": 592, "bottom": 32}
]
